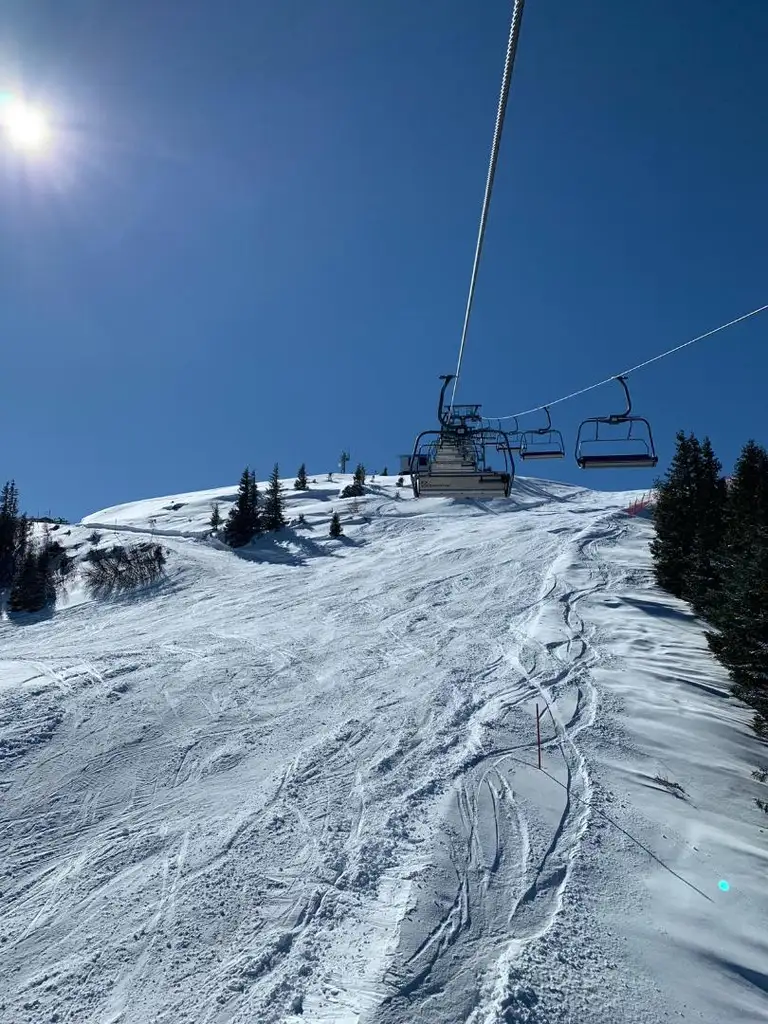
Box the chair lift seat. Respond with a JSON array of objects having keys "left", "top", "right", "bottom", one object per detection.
[
  {"left": 408, "top": 374, "right": 516, "bottom": 498},
  {"left": 518, "top": 408, "right": 565, "bottom": 461},
  {"left": 574, "top": 377, "right": 659, "bottom": 472},
  {"left": 576, "top": 452, "right": 658, "bottom": 469},
  {"left": 518, "top": 448, "right": 566, "bottom": 461}
]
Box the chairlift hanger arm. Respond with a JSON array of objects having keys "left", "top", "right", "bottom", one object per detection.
[
  {"left": 437, "top": 374, "right": 456, "bottom": 427},
  {"left": 533, "top": 406, "right": 553, "bottom": 434},
  {"left": 605, "top": 375, "right": 632, "bottom": 423},
  {"left": 574, "top": 384, "right": 659, "bottom": 468}
]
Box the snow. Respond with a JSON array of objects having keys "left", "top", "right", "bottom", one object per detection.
[{"left": 1, "top": 473, "right": 766, "bottom": 1023}]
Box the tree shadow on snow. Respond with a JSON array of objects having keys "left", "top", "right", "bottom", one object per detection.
[
  {"left": 698, "top": 952, "right": 768, "bottom": 998},
  {"left": 618, "top": 595, "right": 697, "bottom": 622},
  {"left": 638, "top": 772, "right": 689, "bottom": 801},
  {"left": 83, "top": 575, "right": 178, "bottom": 606},
  {"left": 333, "top": 534, "right": 360, "bottom": 549},
  {"left": 3, "top": 603, "right": 57, "bottom": 626},
  {"left": 228, "top": 528, "right": 360, "bottom": 567}
]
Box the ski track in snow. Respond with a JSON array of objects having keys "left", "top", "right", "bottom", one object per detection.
[
  {"left": 374, "top": 515, "right": 625, "bottom": 1024},
  {"left": 0, "top": 477, "right": 765, "bottom": 1024}
]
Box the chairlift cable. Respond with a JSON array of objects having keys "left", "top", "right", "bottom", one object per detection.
[
  {"left": 487, "top": 301, "right": 768, "bottom": 421},
  {"left": 449, "top": 0, "right": 527, "bottom": 416}
]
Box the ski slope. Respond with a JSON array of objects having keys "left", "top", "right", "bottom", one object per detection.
[{"left": 1, "top": 475, "right": 766, "bottom": 1024}]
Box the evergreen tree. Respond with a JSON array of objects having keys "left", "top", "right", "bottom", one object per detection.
[
  {"left": 36, "top": 544, "right": 57, "bottom": 608},
  {"left": 248, "top": 470, "right": 259, "bottom": 518},
  {"left": 9, "top": 548, "right": 39, "bottom": 612},
  {"left": 381, "top": 467, "right": 389, "bottom": 476},
  {"left": 708, "top": 539, "right": 768, "bottom": 736},
  {"left": 714, "top": 440, "right": 768, "bottom": 618},
  {"left": 685, "top": 437, "right": 728, "bottom": 617},
  {"left": 0, "top": 480, "right": 20, "bottom": 590},
  {"left": 14, "top": 515, "right": 30, "bottom": 577},
  {"left": 706, "top": 441, "right": 768, "bottom": 733},
  {"left": 263, "top": 463, "right": 286, "bottom": 531},
  {"left": 294, "top": 463, "right": 309, "bottom": 491},
  {"left": 650, "top": 432, "right": 702, "bottom": 598},
  {"left": 329, "top": 511, "right": 343, "bottom": 538},
  {"left": 8, "top": 544, "right": 54, "bottom": 613},
  {"left": 224, "top": 467, "right": 261, "bottom": 547},
  {"left": 43, "top": 539, "right": 73, "bottom": 590},
  {"left": 209, "top": 502, "right": 222, "bottom": 531},
  {"left": 339, "top": 463, "right": 367, "bottom": 500},
  {"left": 722, "top": 441, "right": 768, "bottom": 546}
]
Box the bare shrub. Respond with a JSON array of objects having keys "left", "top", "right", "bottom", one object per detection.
[{"left": 84, "top": 542, "right": 166, "bottom": 598}]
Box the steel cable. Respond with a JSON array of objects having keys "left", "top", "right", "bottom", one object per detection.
[{"left": 449, "top": 0, "right": 527, "bottom": 415}]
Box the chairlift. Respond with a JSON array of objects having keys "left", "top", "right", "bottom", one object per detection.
[
  {"left": 575, "top": 375, "right": 658, "bottom": 469},
  {"left": 518, "top": 407, "right": 566, "bottom": 461},
  {"left": 499, "top": 417, "right": 523, "bottom": 453},
  {"left": 406, "top": 375, "right": 515, "bottom": 498}
]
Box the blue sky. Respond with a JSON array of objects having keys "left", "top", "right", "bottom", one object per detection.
[{"left": 1, "top": 0, "right": 766, "bottom": 521}]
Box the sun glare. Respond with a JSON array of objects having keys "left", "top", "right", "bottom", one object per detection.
[{"left": 1, "top": 98, "right": 49, "bottom": 153}]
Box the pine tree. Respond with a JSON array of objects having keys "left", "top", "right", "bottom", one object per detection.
[
  {"left": 708, "top": 539, "right": 768, "bottom": 735},
  {"left": 381, "top": 467, "right": 389, "bottom": 476},
  {"left": 224, "top": 467, "right": 261, "bottom": 547},
  {"left": 0, "top": 480, "right": 20, "bottom": 590},
  {"left": 714, "top": 440, "right": 768, "bottom": 618},
  {"left": 15, "top": 515, "right": 30, "bottom": 571},
  {"left": 36, "top": 544, "right": 57, "bottom": 609},
  {"left": 339, "top": 463, "right": 367, "bottom": 500},
  {"left": 263, "top": 463, "right": 286, "bottom": 531},
  {"left": 45, "top": 540, "right": 74, "bottom": 587},
  {"left": 294, "top": 463, "right": 309, "bottom": 491},
  {"left": 685, "top": 437, "right": 728, "bottom": 617},
  {"left": 723, "top": 441, "right": 768, "bottom": 545},
  {"left": 248, "top": 469, "right": 259, "bottom": 520},
  {"left": 209, "top": 502, "right": 222, "bottom": 531},
  {"left": 9, "top": 548, "right": 39, "bottom": 612},
  {"left": 329, "top": 511, "right": 343, "bottom": 538},
  {"left": 650, "top": 432, "right": 702, "bottom": 598},
  {"left": 8, "top": 543, "right": 54, "bottom": 613},
  {"left": 706, "top": 440, "right": 768, "bottom": 732}
]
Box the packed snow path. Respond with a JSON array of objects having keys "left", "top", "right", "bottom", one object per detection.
[{"left": 1, "top": 478, "right": 766, "bottom": 1023}]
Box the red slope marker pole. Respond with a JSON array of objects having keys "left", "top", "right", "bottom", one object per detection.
[{"left": 536, "top": 703, "right": 542, "bottom": 770}]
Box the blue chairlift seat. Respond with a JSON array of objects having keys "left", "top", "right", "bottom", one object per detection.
[{"left": 575, "top": 376, "right": 658, "bottom": 471}]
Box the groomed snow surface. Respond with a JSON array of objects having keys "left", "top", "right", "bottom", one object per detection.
[{"left": 1, "top": 474, "right": 766, "bottom": 1024}]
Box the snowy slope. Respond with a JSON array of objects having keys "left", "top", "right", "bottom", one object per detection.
[{"left": 1, "top": 475, "right": 766, "bottom": 1024}]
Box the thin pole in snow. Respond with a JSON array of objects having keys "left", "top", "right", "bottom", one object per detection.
[{"left": 536, "top": 703, "right": 542, "bottom": 769}]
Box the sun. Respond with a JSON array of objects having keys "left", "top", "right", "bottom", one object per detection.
[{"left": 1, "top": 98, "right": 49, "bottom": 153}]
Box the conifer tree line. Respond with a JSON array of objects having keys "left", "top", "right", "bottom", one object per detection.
[
  {"left": 0, "top": 480, "right": 73, "bottom": 613},
  {"left": 215, "top": 462, "right": 373, "bottom": 548},
  {"left": 1, "top": 479, "right": 167, "bottom": 613},
  {"left": 216, "top": 463, "right": 288, "bottom": 548},
  {"left": 651, "top": 432, "right": 768, "bottom": 736}
]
